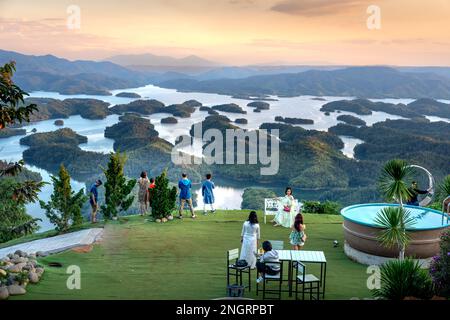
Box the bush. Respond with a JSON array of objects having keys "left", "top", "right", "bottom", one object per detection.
[
  {"left": 241, "top": 188, "right": 277, "bottom": 210},
  {"left": 302, "top": 200, "right": 341, "bottom": 215},
  {"left": 373, "top": 259, "right": 434, "bottom": 300},
  {"left": 429, "top": 230, "right": 450, "bottom": 298},
  {"left": 150, "top": 170, "right": 177, "bottom": 220}
]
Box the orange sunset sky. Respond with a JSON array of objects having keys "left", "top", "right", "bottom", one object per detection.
[{"left": 1, "top": 0, "right": 450, "bottom": 65}]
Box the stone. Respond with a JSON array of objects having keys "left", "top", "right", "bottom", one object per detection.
[
  {"left": 0, "top": 286, "right": 9, "bottom": 300},
  {"left": 8, "top": 262, "right": 26, "bottom": 273},
  {"left": 35, "top": 267, "right": 45, "bottom": 277},
  {"left": 7, "top": 254, "right": 14, "bottom": 259},
  {"left": 161, "top": 217, "right": 168, "bottom": 223},
  {"left": 36, "top": 251, "right": 48, "bottom": 257},
  {"left": 0, "top": 269, "right": 7, "bottom": 277},
  {"left": 155, "top": 219, "right": 162, "bottom": 223},
  {"left": 12, "top": 257, "right": 28, "bottom": 264},
  {"left": 7, "top": 284, "right": 26, "bottom": 296},
  {"left": 28, "top": 253, "right": 36, "bottom": 260},
  {"left": 167, "top": 215, "right": 174, "bottom": 221},
  {"left": 28, "top": 272, "right": 39, "bottom": 284}
]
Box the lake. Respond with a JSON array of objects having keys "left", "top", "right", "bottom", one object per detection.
[{"left": 1, "top": 84, "right": 449, "bottom": 232}]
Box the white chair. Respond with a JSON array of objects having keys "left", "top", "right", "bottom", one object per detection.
[{"left": 264, "top": 198, "right": 303, "bottom": 224}]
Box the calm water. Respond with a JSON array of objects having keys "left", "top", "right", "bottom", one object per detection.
[{"left": 2, "top": 85, "right": 449, "bottom": 231}]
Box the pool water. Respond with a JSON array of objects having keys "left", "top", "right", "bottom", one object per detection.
[{"left": 341, "top": 203, "right": 450, "bottom": 230}]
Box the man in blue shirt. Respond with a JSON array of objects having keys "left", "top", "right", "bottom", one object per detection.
[
  {"left": 89, "top": 179, "right": 103, "bottom": 223},
  {"left": 178, "top": 173, "right": 196, "bottom": 219}
]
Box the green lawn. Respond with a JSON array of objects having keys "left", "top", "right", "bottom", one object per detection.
[{"left": 12, "top": 211, "right": 372, "bottom": 300}]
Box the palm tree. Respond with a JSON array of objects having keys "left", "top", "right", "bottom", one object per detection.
[
  {"left": 377, "top": 159, "right": 415, "bottom": 260},
  {"left": 374, "top": 207, "right": 416, "bottom": 260}
]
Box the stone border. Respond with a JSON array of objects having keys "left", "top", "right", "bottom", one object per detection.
[{"left": 344, "top": 241, "right": 431, "bottom": 268}]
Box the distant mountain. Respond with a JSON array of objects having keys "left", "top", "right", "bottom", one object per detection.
[
  {"left": 105, "top": 53, "right": 221, "bottom": 67},
  {"left": 0, "top": 50, "right": 150, "bottom": 95},
  {"left": 159, "top": 66, "right": 450, "bottom": 99}
]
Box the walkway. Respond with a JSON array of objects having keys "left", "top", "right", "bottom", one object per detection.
[{"left": 0, "top": 228, "right": 103, "bottom": 258}]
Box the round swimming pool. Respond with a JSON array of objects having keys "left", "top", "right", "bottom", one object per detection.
[{"left": 341, "top": 203, "right": 450, "bottom": 259}]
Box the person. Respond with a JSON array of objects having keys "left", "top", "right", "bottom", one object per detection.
[
  {"left": 89, "top": 179, "right": 103, "bottom": 223},
  {"left": 178, "top": 173, "right": 196, "bottom": 219},
  {"left": 239, "top": 211, "right": 260, "bottom": 269},
  {"left": 202, "top": 173, "right": 215, "bottom": 215},
  {"left": 290, "top": 213, "right": 306, "bottom": 250},
  {"left": 256, "top": 241, "right": 280, "bottom": 284},
  {"left": 138, "top": 171, "right": 150, "bottom": 216},
  {"left": 273, "top": 187, "right": 296, "bottom": 228},
  {"left": 406, "top": 181, "right": 430, "bottom": 206},
  {"left": 148, "top": 177, "right": 156, "bottom": 213}
]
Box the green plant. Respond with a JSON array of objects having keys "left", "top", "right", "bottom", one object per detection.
[
  {"left": 373, "top": 259, "right": 434, "bottom": 300},
  {"left": 302, "top": 200, "right": 341, "bottom": 215},
  {"left": 377, "top": 159, "right": 414, "bottom": 260},
  {"left": 101, "top": 151, "right": 136, "bottom": 219},
  {"left": 40, "top": 164, "right": 87, "bottom": 233},
  {"left": 374, "top": 207, "right": 416, "bottom": 260},
  {"left": 240, "top": 188, "right": 277, "bottom": 210},
  {"left": 14, "top": 271, "right": 29, "bottom": 285},
  {"left": 150, "top": 170, "right": 177, "bottom": 220},
  {"left": 0, "top": 61, "right": 38, "bottom": 129},
  {"left": 429, "top": 230, "right": 450, "bottom": 298}
]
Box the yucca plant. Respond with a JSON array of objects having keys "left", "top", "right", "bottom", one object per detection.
[
  {"left": 373, "top": 259, "right": 434, "bottom": 300},
  {"left": 439, "top": 175, "right": 450, "bottom": 204},
  {"left": 374, "top": 207, "right": 416, "bottom": 260},
  {"left": 379, "top": 159, "right": 413, "bottom": 206}
]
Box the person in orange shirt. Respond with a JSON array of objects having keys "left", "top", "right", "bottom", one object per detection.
[{"left": 148, "top": 177, "right": 156, "bottom": 212}]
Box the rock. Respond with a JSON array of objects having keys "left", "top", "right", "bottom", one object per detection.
[
  {"left": 36, "top": 251, "right": 48, "bottom": 257},
  {"left": 161, "top": 217, "right": 168, "bottom": 223},
  {"left": 28, "top": 253, "right": 36, "bottom": 260},
  {"left": 14, "top": 250, "right": 27, "bottom": 258},
  {"left": 0, "top": 286, "right": 9, "bottom": 300},
  {"left": 155, "top": 219, "right": 162, "bottom": 223},
  {"left": 12, "top": 254, "right": 20, "bottom": 260},
  {"left": 7, "top": 284, "right": 26, "bottom": 296},
  {"left": 167, "top": 215, "right": 174, "bottom": 221},
  {"left": 7, "top": 254, "right": 14, "bottom": 259},
  {"left": 12, "top": 257, "right": 28, "bottom": 264},
  {"left": 35, "top": 267, "right": 45, "bottom": 277},
  {"left": 8, "top": 262, "right": 26, "bottom": 273},
  {"left": 0, "top": 269, "right": 7, "bottom": 277},
  {"left": 28, "top": 272, "right": 39, "bottom": 284}
]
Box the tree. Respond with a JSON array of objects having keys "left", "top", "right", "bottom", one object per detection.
[
  {"left": 40, "top": 164, "right": 87, "bottom": 233},
  {"left": 0, "top": 62, "right": 43, "bottom": 242},
  {"left": 101, "top": 152, "right": 136, "bottom": 219},
  {"left": 374, "top": 206, "right": 416, "bottom": 260},
  {"left": 150, "top": 170, "right": 177, "bottom": 220},
  {"left": 377, "top": 159, "right": 414, "bottom": 260},
  {"left": 0, "top": 61, "right": 38, "bottom": 129}
]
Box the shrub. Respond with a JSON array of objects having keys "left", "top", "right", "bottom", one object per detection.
[
  {"left": 429, "top": 230, "right": 450, "bottom": 298},
  {"left": 373, "top": 259, "right": 434, "bottom": 300},
  {"left": 150, "top": 170, "right": 177, "bottom": 220},
  {"left": 302, "top": 200, "right": 341, "bottom": 215}
]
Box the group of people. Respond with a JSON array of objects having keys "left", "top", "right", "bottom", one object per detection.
[
  {"left": 177, "top": 173, "right": 216, "bottom": 219},
  {"left": 239, "top": 210, "right": 306, "bottom": 283},
  {"left": 137, "top": 171, "right": 157, "bottom": 216}
]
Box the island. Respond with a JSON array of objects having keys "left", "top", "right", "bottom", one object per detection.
[
  {"left": 211, "top": 103, "right": 247, "bottom": 114},
  {"left": 115, "top": 92, "right": 142, "bottom": 98},
  {"left": 275, "top": 116, "right": 314, "bottom": 125},
  {"left": 0, "top": 128, "right": 27, "bottom": 138},
  {"left": 235, "top": 118, "right": 248, "bottom": 124},
  {"left": 247, "top": 101, "right": 270, "bottom": 111},
  {"left": 337, "top": 115, "right": 367, "bottom": 126},
  {"left": 161, "top": 117, "right": 178, "bottom": 124},
  {"left": 54, "top": 119, "right": 64, "bottom": 126}
]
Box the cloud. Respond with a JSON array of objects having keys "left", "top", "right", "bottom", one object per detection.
[{"left": 270, "top": 0, "right": 368, "bottom": 16}]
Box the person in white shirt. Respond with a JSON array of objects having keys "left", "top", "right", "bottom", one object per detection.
[
  {"left": 256, "top": 241, "right": 280, "bottom": 283},
  {"left": 239, "top": 211, "right": 260, "bottom": 269}
]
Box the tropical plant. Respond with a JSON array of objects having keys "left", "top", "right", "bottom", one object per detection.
[
  {"left": 438, "top": 175, "right": 450, "bottom": 204},
  {"left": 377, "top": 159, "right": 415, "bottom": 260},
  {"left": 378, "top": 159, "right": 413, "bottom": 206},
  {"left": 429, "top": 230, "right": 450, "bottom": 298},
  {"left": 302, "top": 200, "right": 342, "bottom": 215},
  {"left": 0, "top": 61, "right": 38, "bottom": 129},
  {"left": 101, "top": 151, "right": 136, "bottom": 219},
  {"left": 40, "top": 164, "right": 87, "bottom": 233},
  {"left": 373, "top": 258, "right": 434, "bottom": 300},
  {"left": 150, "top": 170, "right": 177, "bottom": 220},
  {"left": 374, "top": 207, "right": 416, "bottom": 260}
]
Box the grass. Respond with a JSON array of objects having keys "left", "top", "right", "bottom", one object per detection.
[{"left": 10, "top": 210, "right": 372, "bottom": 300}]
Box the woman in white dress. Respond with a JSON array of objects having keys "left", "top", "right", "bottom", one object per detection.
[
  {"left": 239, "top": 211, "right": 260, "bottom": 269},
  {"left": 273, "top": 187, "right": 296, "bottom": 228}
]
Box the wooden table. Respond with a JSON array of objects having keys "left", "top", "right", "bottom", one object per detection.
[{"left": 275, "top": 250, "right": 327, "bottom": 298}]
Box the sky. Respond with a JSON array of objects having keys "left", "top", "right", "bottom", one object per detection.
[{"left": 1, "top": 0, "right": 450, "bottom": 66}]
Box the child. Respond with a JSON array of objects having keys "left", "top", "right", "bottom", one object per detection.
[
  {"left": 290, "top": 213, "right": 306, "bottom": 250},
  {"left": 178, "top": 173, "right": 196, "bottom": 219},
  {"left": 202, "top": 173, "right": 215, "bottom": 215},
  {"left": 256, "top": 241, "right": 280, "bottom": 283}
]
